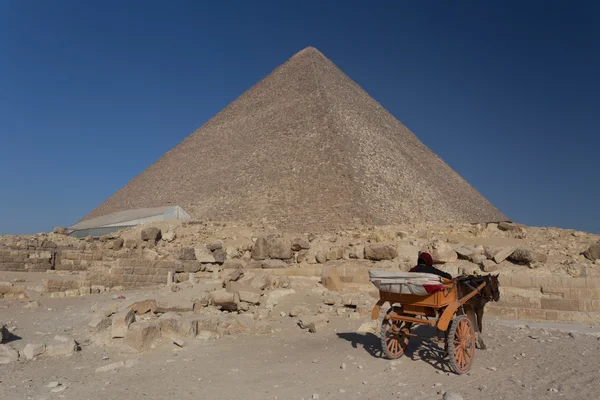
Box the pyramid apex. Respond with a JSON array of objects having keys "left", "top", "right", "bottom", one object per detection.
[{"left": 292, "top": 46, "right": 325, "bottom": 58}]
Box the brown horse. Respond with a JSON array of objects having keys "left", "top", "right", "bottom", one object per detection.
[
  {"left": 455, "top": 274, "right": 501, "bottom": 349},
  {"left": 435, "top": 274, "right": 501, "bottom": 352}
]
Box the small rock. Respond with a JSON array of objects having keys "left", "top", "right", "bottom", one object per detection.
[
  {"left": 162, "top": 230, "right": 177, "bottom": 242},
  {"left": 493, "top": 246, "right": 516, "bottom": 263},
  {"left": 291, "top": 238, "right": 310, "bottom": 251},
  {"left": 425, "top": 240, "right": 458, "bottom": 263},
  {"left": 268, "top": 238, "right": 293, "bottom": 259},
  {"left": 172, "top": 338, "right": 186, "bottom": 347},
  {"left": 47, "top": 382, "right": 60, "bottom": 388},
  {"left": 312, "top": 394, "right": 320, "bottom": 400},
  {"left": 289, "top": 305, "right": 311, "bottom": 317},
  {"left": 128, "top": 299, "right": 157, "bottom": 315},
  {"left": 155, "top": 298, "right": 195, "bottom": 313},
  {"left": 24, "top": 301, "right": 40, "bottom": 309},
  {"left": 89, "top": 316, "right": 112, "bottom": 333},
  {"left": 51, "top": 386, "right": 67, "bottom": 393},
  {"left": 46, "top": 336, "right": 77, "bottom": 357},
  {"left": 487, "top": 366, "right": 497, "bottom": 372},
  {"left": 356, "top": 320, "right": 378, "bottom": 334},
  {"left": 210, "top": 291, "right": 239, "bottom": 311},
  {"left": 298, "top": 316, "right": 328, "bottom": 333},
  {"left": 111, "top": 309, "right": 136, "bottom": 338},
  {"left": 481, "top": 259, "right": 498, "bottom": 272},
  {"left": 508, "top": 248, "right": 535, "bottom": 264},
  {"left": 443, "top": 392, "right": 464, "bottom": 400},
  {"left": 498, "top": 222, "right": 524, "bottom": 232},
  {"left": 123, "top": 322, "right": 160, "bottom": 352},
  {"left": 95, "top": 361, "right": 125, "bottom": 374},
  {"left": 238, "top": 290, "right": 261, "bottom": 305},
  {"left": 175, "top": 247, "right": 197, "bottom": 261},
  {"left": 0, "top": 344, "right": 19, "bottom": 364},
  {"left": 141, "top": 227, "right": 161, "bottom": 242},
  {"left": 23, "top": 343, "right": 45, "bottom": 360},
  {"left": 53, "top": 226, "right": 69, "bottom": 235},
  {"left": 207, "top": 241, "right": 223, "bottom": 251},
  {"left": 227, "top": 268, "right": 244, "bottom": 282},
  {"left": 583, "top": 241, "right": 600, "bottom": 261},
  {"left": 364, "top": 242, "right": 398, "bottom": 261},
  {"left": 340, "top": 363, "right": 346, "bottom": 370}
]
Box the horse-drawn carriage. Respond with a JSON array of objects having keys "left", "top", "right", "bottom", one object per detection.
[{"left": 369, "top": 270, "right": 500, "bottom": 374}]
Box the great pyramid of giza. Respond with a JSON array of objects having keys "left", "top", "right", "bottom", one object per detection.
[{"left": 80, "top": 47, "right": 507, "bottom": 230}]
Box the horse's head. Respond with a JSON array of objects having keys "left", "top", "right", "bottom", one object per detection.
[
  {"left": 486, "top": 274, "right": 501, "bottom": 302},
  {"left": 464, "top": 274, "right": 501, "bottom": 302}
]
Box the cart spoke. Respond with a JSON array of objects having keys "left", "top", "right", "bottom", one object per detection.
[{"left": 386, "top": 337, "right": 394, "bottom": 351}]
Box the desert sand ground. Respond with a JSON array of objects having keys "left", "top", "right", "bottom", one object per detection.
[{"left": 2, "top": 284, "right": 599, "bottom": 400}]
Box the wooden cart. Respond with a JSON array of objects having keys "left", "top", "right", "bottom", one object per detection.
[{"left": 370, "top": 277, "right": 486, "bottom": 374}]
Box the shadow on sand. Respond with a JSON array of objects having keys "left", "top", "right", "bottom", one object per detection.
[
  {"left": 1, "top": 330, "right": 23, "bottom": 344},
  {"left": 336, "top": 325, "right": 453, "bottom": 373}
]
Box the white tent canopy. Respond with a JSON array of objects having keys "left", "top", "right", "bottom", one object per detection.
[{"left": 69, "top": 206, "right": 190, "bottom": 238}]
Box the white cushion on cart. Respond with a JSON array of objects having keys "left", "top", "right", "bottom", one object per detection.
[{"left": 369, "top": 270, "right": 444, "bottom": 296}]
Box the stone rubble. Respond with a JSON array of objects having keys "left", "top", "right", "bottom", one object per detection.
[{"left": 0, "top": 343, "right": 19, "bottom": 364}]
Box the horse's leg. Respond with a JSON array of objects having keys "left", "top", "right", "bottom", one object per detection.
[
  {"left": 443, "top": 328, "right": 449, "bottom": 357},
  {"left": 475, "top": 304, "right": 487, "bottom": 350}
]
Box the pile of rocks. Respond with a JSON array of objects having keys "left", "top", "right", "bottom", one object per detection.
[
  {"left": 87, "top": 271, "right": 299, "bottom": 352},
  {"left": 0, "top": 328, "right": 78, "bottom": 365},
  {"left": 424, "top": 238, "right": 548, "bottom": 274}
]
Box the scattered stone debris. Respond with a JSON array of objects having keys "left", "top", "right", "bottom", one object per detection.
[
  {"left": 298, "top": 316, "right": 329, "bottom": 333},
  {"left": 23, "top": 301, "right": 40, "bottom": 309},
  {"left": 0, "top": 344, "right": 19, "bottom": 364},
  {"left": 23, "top": 343, "right": 45, "bottom": 360},
  {"left": 111, "top": 309, "right": 136, "bottom": 338},
  {"left": 356, "top": 320, "right": 378, "bottom": 334},
  {"left": 584, "top": 241, "right": 600, "bottom": 261},
  {"left": 95, "top": 361, "right": 125, "bottom": 374},
  {"left": 426, "top": 240, "right": 458, "bottom": 263},
  {"left": 442, "top": 392, "right": 464, "bottom": 400},
  {"left": 46, "top": 335, "right": 78, "bottom": 357}
]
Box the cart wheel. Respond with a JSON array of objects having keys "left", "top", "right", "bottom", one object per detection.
[
  {"left": 448, "top": 314, "right": 476, "bottom": 374},
  {"left": 380, "top": 308, "right": 411, "bottom": 359}
]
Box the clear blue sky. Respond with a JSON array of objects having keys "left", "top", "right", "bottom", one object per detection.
[{"left": 1, "top": 1, "right": 598, "bottom": 234}]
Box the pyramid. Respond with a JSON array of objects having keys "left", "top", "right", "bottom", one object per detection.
[{"left": 80, "top": 47, "right": 507, "bottom": 230}]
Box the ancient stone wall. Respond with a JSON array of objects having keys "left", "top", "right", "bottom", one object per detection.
[
  {"left": 1, "top": 223, "right": 599, "bottom": 324},
  {"left": 486, "top": 275, "right": 600, "bottom": 324},
  {"left": 0, "top": 247, "right": 54, "bottom": 272}
]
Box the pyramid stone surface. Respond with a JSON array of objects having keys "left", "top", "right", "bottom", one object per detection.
[{"left": 81, "top": 47, "right": 507, "bottom": 230}]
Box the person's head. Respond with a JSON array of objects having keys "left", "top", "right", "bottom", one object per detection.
[{"left": 417, "top": 251, "right": 433, "bottom": 266}]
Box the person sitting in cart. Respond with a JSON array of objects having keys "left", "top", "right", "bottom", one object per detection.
[{"left": 409, "top": 251, "right": 453, "bottom": 280}]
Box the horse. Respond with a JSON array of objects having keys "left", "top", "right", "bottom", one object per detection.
[{"left": 455, "top": 274, "right": 501, "bottom": 349}]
